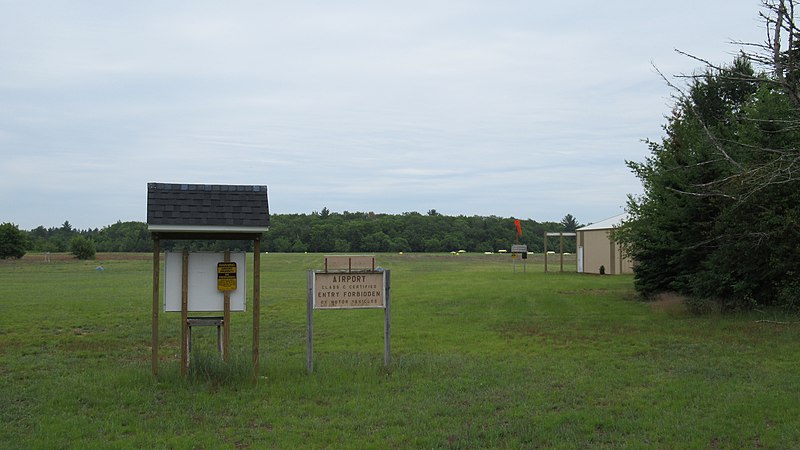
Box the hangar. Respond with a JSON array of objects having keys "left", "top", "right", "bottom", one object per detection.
[{"left": 576, "top": 213, "right": 633, "bottom": 275}]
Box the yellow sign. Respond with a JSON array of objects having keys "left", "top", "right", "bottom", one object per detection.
[{"left": 217, "top": 262, "right": 237, "bottom": 292}]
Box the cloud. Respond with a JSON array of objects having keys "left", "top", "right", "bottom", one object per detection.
[{"left": 0, "top": 0, "right": 769, "bottom": 229}]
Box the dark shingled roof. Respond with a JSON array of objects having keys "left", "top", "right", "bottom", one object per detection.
[{"left": 147, "top": 183, "right": 269, "bottom": 228}]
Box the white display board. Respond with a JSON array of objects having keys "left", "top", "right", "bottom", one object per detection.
[{"left": 164, "top": 252, "right": 247, "bottom": 312}]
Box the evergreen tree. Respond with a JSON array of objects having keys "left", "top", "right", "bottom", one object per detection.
[
  {"left": 560, "top": 214, "right": 578, "bottom": 232},
  {"left": 619, "top": 52, "right": 800, "bottom": 309}
]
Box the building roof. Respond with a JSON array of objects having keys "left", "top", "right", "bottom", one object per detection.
[
  {"left": 576, "top": 213, "right": 629, "bottom": 232},
  {"left": 147, "top": 182, "right": 269, "bottom": 233}
]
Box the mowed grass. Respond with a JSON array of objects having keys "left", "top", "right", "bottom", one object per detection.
[{"left": 1, "top": 252, "right": 799, "bottom": 448}]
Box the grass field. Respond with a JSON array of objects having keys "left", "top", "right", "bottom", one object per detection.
[{"left": 2, "top": 252, "right": 799, "bottom": 448}]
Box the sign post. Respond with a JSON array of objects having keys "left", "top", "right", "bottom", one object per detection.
[
  {"left": 511, "top": 244, "right": 528, "bottom": 272},
  {"left": 306, "top": 256, "right": 390, "bottom": 373}
]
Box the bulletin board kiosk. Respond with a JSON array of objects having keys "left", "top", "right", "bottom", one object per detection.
[{"left": 147, "top": 183, "right": 269, "bottom": 378}]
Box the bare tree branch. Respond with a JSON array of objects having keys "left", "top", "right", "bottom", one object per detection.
[
  {"left": 652, "top": 63, "right": 746, "bottom": 171},
  {"left": 655, "top": 0, "right": 800, "bottom": 202}
]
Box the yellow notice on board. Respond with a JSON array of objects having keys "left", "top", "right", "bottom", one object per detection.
[{"left": 217, "top": 262, "right": 237, "bottom": 291}]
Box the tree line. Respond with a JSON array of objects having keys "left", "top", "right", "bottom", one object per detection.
[
  {"left": 2, "top": 211, "right": 580, "bottom": 258},
  {"left": 261, "top": 209, "right": 577, "bottom": 254}
]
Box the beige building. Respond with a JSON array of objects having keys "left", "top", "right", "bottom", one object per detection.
[{"left": 576, "top": 214, "right": 633, "bottom": 275}]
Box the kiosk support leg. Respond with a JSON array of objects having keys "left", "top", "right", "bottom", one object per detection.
[
  {"left": 253, "top": 238, "right": 261, "bottom": 378},
  {"left": 181, "top": 249, "right": 189, "bottom": 376},
  {"left": 151, "top": 238, "right": 160, "bottom": 377}
]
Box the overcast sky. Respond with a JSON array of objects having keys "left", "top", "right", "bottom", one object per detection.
[{"left": 0, "top": 1, "right": 768, "bottom": 230}]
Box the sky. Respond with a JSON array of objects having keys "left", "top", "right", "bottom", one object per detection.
[{"left": 0, "top": 1, "right": 768, "bottom": 230}]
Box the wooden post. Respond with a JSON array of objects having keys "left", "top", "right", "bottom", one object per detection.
[
  {"left": 151, "top": 237, "right": 160, "bottom": 377},
  {"left": 306, "top": 270, "right": 314, "bottom": 373},
  {"left": 181, "top": 249, "right": 189, "bottom": 377},
  {"left": 223, "top": 250, "right": 231, "bottom": 361},
  {"left": 253, "top": 237, "right": 261, "bottom": 378},
  {"left": 543, "top": 232, "right": 548, "bottom": 273},
  {"left": 384, "top": 270, "right": 391, "bottom": 368},
  {"left": 560, "top": 233, "right": 564, "bottom": 272}
]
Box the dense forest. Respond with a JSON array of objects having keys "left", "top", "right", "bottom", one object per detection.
[{"left": 17, "top": 210, "right": 580, "bottom": 254}]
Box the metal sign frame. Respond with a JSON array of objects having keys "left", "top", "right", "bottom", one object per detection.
[
  {"left": 306, "top": 258, "right": 391, "bottom": 373},
  {"left": 510, "top": 244, "right": 528, "bottom": 272}
]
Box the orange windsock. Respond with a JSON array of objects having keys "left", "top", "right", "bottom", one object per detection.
[{"left": 514, "top": 219, "right": 522, "bottom": 236}]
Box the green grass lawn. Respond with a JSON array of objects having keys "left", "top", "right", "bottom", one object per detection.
[{"left": 1, "top": 252, "right": 799, "bottom": 448}]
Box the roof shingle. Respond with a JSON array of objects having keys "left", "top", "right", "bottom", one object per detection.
[{"left": 146, "top": 183, "right": 269, "bottom": 229}]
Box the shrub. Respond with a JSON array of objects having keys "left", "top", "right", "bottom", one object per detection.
[
  {"left": 684, "top": 296, "right": 721, "bottom": 315},
  {"left": 778, "top": 279, "right": 800, "bottom": 313},
  {"left": 70, "top": 236, "right": 96, "bottom": 260},
  {"left": 0, "top": 222, "right": 26, "bottom": 259}
]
